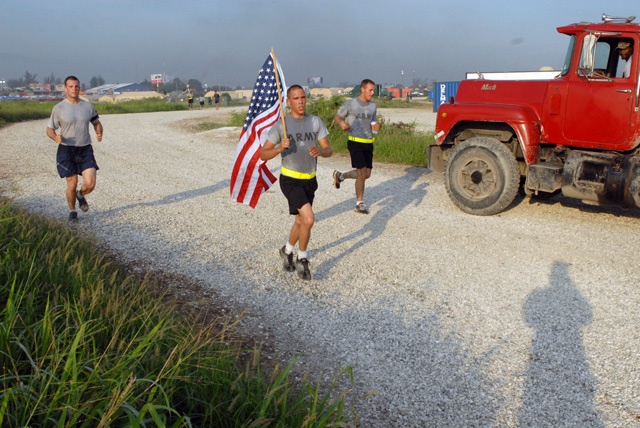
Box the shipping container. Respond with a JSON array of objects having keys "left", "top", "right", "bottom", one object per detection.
[
  {"left": 387, "top": 87, "right": 402, "bottom": 99},
  {"left": 433, "top": 81, "right": 460, "bottom": 112}
]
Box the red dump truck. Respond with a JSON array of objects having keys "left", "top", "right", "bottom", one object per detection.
[{"left": 429, "top": 14, "right": 640, "bottom": 215}]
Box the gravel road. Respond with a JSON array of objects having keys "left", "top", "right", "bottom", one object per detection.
[{"left": 1, "top": 106, "right": 639, "bottom": 427}]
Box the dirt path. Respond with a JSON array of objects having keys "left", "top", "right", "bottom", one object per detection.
[{"left": 1, "top": 107, "right": 639, "bottom": 427}]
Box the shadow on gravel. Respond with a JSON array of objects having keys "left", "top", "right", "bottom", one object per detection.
[
  {"left": 345, "top": 300, "right": 500, "bottom": 426},
  {"left": 100, "top": 179, "right": 230, "bottom": 215},
  {"left": 519, "top": 261, "right": 603, "bottom": 427},
  {"left": 313, "top": 167, "right": 429, "bottom": 279},
  {"left": 517, "top": 192, "right": 640, "bottom": 219}
]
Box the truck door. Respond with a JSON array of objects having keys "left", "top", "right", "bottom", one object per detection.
[{"left": 563, "top": 37, "right": 635, "bottom": 147}]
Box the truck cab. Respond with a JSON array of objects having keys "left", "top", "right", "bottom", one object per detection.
[
  {"left": 548, "top": 21, "right": 639, "bottom": 150},
  {"left": 430, "top": 14, "right": 640, "bottom": 215}
]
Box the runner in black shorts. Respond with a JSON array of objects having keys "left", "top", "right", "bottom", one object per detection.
[
  {"left": 260, "top": 85, "right": 333, "bottom": 280},
  {"left": 332, "top": 79, "right": 380, "bottom": 214}
]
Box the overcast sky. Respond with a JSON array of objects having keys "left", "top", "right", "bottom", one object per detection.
[{"left": 1, "top": 0, "right": 637, "bottom": 88}]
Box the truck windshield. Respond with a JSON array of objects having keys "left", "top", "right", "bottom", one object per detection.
[{"left": 561, "top": 35, "right": 576, "bottom": 76}]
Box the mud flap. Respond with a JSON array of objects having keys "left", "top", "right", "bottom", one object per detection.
[{"left": 428, "top": 144, "right": 449, "bottom": 172}]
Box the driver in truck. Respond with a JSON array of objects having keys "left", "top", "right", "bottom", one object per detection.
[{"left": 616, "top": 40, "right": 633, "bottom": 78}]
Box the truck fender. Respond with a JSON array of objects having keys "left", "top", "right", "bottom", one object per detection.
[{"left": 435, "top": 103, "right": 541, "bottom": 164}]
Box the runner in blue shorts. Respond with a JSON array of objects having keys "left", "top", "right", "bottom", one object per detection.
[{"left": 46, "top": 76, "right": 104, "bottom": 221}]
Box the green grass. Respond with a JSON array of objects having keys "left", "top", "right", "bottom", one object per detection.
[
  {"left": 0, "top": 95, "right": 434, "bottom": 166},
  {"left": 0, "top": 101, "right": 55, "bottom": 126},
  {"left": 0, "top": 199, "right": 357, "bottom": 427},
  {"left": 193, "top": 121, "right": 231, "bottom": 132},
  {"left": 0, "top": 98, "right": 188, "bottom": 128},
  {"left": 96, "top": 99, "right": 188, "bottom": 114},
  {"left": 229, "top": 95, "right": 435, "bottom": 166}
]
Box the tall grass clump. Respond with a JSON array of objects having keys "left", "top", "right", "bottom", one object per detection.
[
  {"left": 307, "top": 96, "right": 434, "bottom": 166},
  {"left": 0, "top": 198, "right": 355, "bottom": 427}
]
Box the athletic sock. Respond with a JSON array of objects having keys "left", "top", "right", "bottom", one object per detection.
[
  {"left": 285, "top": 242, "right": 295, "bottom": 254},
  {"left": 298, "top": 250, "right": 308, "bottom": 260}
]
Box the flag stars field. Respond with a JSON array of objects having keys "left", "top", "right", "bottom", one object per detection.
[{"left": 230, "top": 52, "right": 287, "bottom": 208}]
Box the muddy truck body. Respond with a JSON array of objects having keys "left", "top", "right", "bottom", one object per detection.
[{"left": 429, "top": 14, "right": 640, "bottom": 215}]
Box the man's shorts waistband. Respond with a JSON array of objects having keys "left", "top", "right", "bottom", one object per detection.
[
  {"left": 281, "top": 167, "right": 316, "bottom": 180},
  {"left": 348, "top": 136, "right": 375, "bottom": 143}
]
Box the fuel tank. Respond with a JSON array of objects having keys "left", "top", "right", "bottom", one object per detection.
[{"left": 562, "top": 150, "right": 640, "bottom": 207}]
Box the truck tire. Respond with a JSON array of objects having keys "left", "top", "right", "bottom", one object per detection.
[{"left": 444, "top": 137, "right": 520, "bottom": 215}]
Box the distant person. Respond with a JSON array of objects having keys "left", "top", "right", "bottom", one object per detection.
[
  {"left": 616, "top": 41, "right": 633, "bottom": 78},
  {"left": 259, "top": 84, "right": 333, "bottom": 280},
  {"left": 332, "top": 78, "right": 380, "bottom": 214},
  {"left": 187, "top": 91, "right": 194, "bottom": 110},
  {"left": 198, "top": 95, "right": 205, "bottom": 109},
  {"left": 46, "top": 75, "right": 104, "bottom": 221},
  {"left": 214, "top": 90, "right": 220, "bottom": 110}
]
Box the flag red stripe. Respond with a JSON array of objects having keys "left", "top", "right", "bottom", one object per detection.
[
  {"left": 230, "top": 107, "right": 279, "bottom": 190},
  {"left": 248, "top": 163, "right": 277, "bottom": 208},
  {"left": 231, "top": 108, "right": 280, "bottom": 203}
]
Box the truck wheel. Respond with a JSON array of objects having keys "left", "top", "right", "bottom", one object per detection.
[{"left": 445, "top": 137, "right": 520, "bottom": 215}]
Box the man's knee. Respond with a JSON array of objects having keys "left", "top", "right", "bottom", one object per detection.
[
  {"left": 296, "top": 210, "right": 315, "bottom": 229},
  {"left": 357, "top": 168, "right": 371, "bottom": 179},
  {"left": 82, "top": 169, "right": 97, "bottom": 191},
  {"left": 66, "top": 176, "right": 78, "bottom": 188}
]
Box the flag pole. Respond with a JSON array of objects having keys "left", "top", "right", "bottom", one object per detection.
[{"left": 271, "top": 48, "right": 287, "bottom": 136}]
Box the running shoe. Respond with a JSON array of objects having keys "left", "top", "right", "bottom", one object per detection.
[
  {"left": 76, "top": 190, "right": 89, "bottom": 212},
  {"left": 279, "top": 246, "right": 295, "bottom": 272},
  {"left": 332, "top": 170, "right": 343, "bottom": 189},
  {"left": 354, "top": 202, "right": 369, "bottom": 214},
  {"left": 68, "top": 211, "right": 78, "bottom": 221},
  {"left": 296, "top": 257, "right": 311, "bottom": 280}
]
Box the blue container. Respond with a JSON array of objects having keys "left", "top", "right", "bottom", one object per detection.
[{"left": 433, "top": 81, "right": 460, "bottom": 112}]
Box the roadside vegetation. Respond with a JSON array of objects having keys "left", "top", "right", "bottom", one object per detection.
[
  {"left": 0, "top": 96, "right": 249, "bottom": 128},
  {"left": 228, "top": 95, "right": 435, "bottom": 166},
  {"left": 0, "top": 99, "right": 190, "bottom": 128},
  {"left": 0, "top": 199, "right": 356, "bottom": 427},
  {"left": 1, "top": 96, "right": 434, "bottom": 166}
]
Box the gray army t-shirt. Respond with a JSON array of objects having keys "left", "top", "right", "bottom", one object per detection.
[
  {"left": 267, "top": 114, "right": 329, "bottom": 176},
  {"left": 47, "top": 99, "right": 100, "bottom": 147},
  {"left": 336, "top": 97, "right": 377, "bottom": 140}
]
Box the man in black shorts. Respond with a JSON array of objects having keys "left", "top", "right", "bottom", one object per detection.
[
  {"left": 46, "top": 76, "right": 104, "bottom": 221},
  {"left": 187, "top": 91, "right": 194, "bottom": 110},
  {"left": 333, "top": 79, "right": 380, "bottom": 214},
  {"left": 260, "top": 85, "right": 333, "bottom": 280}
]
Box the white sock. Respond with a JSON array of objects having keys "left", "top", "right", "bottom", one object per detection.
[
  {"left": 298, "top": 250, "right": 308, "bottom": 260},
  {"left": 285, "top": 242, "right": 294, "bottom": 254}
]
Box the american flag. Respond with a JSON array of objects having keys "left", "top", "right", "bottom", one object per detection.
[{"left": 230, "top": 53, "right": 286, "bottom": 208}]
